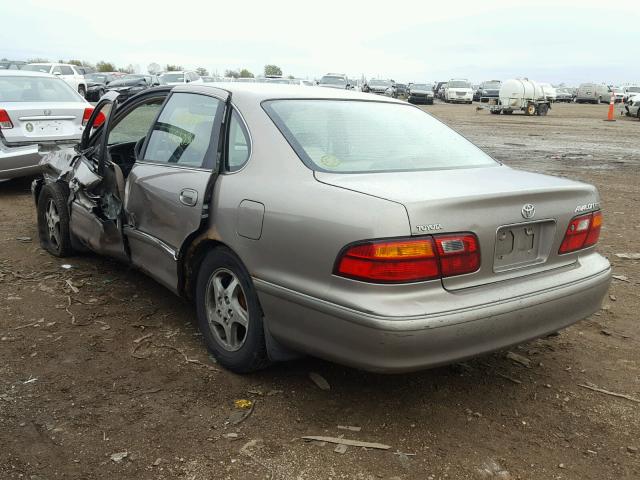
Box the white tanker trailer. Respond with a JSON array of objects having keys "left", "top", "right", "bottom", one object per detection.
[{"left": 490, "top": 78, "right": 552, "bottom": 116}]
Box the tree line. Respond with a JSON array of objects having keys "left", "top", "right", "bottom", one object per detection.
[{"left": 17, "top": 58, "right": 286, "bottom": 78}]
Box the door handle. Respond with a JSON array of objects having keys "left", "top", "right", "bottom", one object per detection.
[{"left": 179, "top": 188, "right": 198, "bottom": 207}]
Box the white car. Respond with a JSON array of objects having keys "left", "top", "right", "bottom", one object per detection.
[
  {"left": 624, "top": 93, "right": 640, "bottom": 119},
  {"left": 22, "top": 63, "right": 88, "bottom": 98},
  {"left": 159, "top": 71, "right": 204, "bottom": 86},
  {"left": 622, "top": 85, "right": 640, "bottom": 103},
  {"left": 444, "top": 79, "right": 473, "bottom": 103},
  {"left": 0, "top": 70, "right": 93, "bottom": 180}
]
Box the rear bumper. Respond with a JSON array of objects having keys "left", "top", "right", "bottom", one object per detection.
[
  {"left": 0, "top": 142, "right": 42, "bottom": 179},
  {"left": 256, "top": 253, "right": 611, "bottom": 373}
]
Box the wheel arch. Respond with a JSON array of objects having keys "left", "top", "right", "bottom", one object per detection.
[{"left": 179, "top": 232, "right": 251, "bottom": 303}]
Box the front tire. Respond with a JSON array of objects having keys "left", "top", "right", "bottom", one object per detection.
[
  {"left": 78, "top": 85, "right": 86, "bottom": 98},
  {"left": 195, "top": 247, "right": 270, "bottom": 373},
  {"left": 37, "top": 183, "right": 74, "bottom": 257}
]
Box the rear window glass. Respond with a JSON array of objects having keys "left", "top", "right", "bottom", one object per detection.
[
  {"left": 264, "top": 100, "right": 496, "bottom": 173},
  {"left": 160, "top": 73, "right": 184, "bottom": 83},
  {"left": 0, "top": 76, "right": 81, "bottom": 102}
]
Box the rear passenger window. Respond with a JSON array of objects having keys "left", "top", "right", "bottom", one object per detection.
[
  {"left": 60, "top": 66, "right": 74, "bottom": 75},
  {"left": 143, "top": 93, "right": 220, "bottom": 168},
  {"left": 227, "top": 111, "right": 250, "bottom": 172}
]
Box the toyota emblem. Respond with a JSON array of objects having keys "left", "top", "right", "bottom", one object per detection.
[{"left": 521, "top": 204, "right": 535, "bottom": 219}]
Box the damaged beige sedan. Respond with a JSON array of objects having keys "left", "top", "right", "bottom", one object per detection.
[{"left": 33, "top": 84, "right": 611, "bottom": 373}]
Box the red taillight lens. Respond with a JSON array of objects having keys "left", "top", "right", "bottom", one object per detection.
[
  {"left": 434, "top": 234, "right": 480, "bottom": 277},
  {"left": 336, "top": 238, "right": 440, "bottom": 282},
  {"left": 559, "top": 211, "right": 602, "bottom": 254},
  {"left": 335, "top": 233, "right": 480, "bottom": 283},
  {"left": 82, "top": 107, "right": 106, "bottom": 127},
  {"left": 0, "top": 109, "right": 13, "bottom": 129}
]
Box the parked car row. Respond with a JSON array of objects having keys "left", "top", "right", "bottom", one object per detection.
[{"left": 22, "top": 63, "right": 89, "bottom": 98}]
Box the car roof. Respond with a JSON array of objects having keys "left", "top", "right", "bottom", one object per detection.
[
  {"left": 172, "top": 83, "right": 406, "bottom": 104},
  {"left": 0, "top": 69, "right": 57, "bottom": 78},
  {"left": 28, "top": 63, "right": 75, "bottom": 67}
]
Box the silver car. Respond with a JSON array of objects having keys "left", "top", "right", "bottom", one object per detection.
[
  {"left": 32, "top": 84, "right": 611, "bottom": 373},
  {"left": 1, "top": 70, "right": 92, "bottom": 180}
]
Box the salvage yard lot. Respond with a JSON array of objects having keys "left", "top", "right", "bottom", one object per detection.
[{"left": 1, "top": 102, "right": 638, "bottom": 480}]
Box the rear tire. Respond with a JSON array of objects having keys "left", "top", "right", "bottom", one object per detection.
[
  {"left": 37, "top": 183, "right": 74, "bottom": 257},
  {"left": 597, "top": 96, "right": 602, "bottom": 104},
  {"left": 537, "top": 104, "right": 549, "bottom": 116},
  {"left": 525, "top": 103, "right": 537, "bottom": 116},
  {"left": 195, "top": 247, "right": 270, "bottom": 373}
]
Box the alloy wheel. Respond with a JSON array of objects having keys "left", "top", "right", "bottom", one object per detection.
[
  {"left": 204, "top": 268, "right": 249, "bottom": 352},
  {"left": 45, "top": 199, "right": 61, "bottom": 249}
]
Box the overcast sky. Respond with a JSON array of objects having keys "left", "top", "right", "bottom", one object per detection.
[{"left": 1, "top": 0, "right": 638, "bottom": 85}]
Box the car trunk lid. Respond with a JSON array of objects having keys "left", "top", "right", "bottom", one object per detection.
[
  {"left": 1, "top": 102, "right": 85, "bottom": 144},
  {"left": 315, "top": 166, "right": 600, "bottom": 290}
]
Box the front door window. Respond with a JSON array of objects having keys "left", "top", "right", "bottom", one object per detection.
[{"left": 143, "top": 93, "right": 220, "bottom": 168}]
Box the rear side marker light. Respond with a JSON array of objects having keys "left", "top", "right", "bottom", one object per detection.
[
  {"left": 0, "top": 109, "right": 13, "bottom": 129},
  {"left": 559, "top": 211, "right": 602, "bottom": 254},
  {"left": 335, "top": 233, "right": 480, "bottom": 283}
]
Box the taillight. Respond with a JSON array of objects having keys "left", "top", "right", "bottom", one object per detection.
[
  {"left": 559, "top": 211, "right": 602, "bottom": 254},
  {"left": 82, "top": 107, "right": 106, "bottom": 127},
  {"left": 335, "top": 233, "right": 480, "bottom": 283},
  {"left": 434, "top": 234, "right": 480, "bottom": 277},
  {"left": 0, "top": 109, "right": 13, "bottom": 129}
]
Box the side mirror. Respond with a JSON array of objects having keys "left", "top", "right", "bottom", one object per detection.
[
  {"left": 53, "top": 71, "right": 62, "bottom": 76},
  {"left": 185, "top": 78, "right": 191, "bottom": 83}
]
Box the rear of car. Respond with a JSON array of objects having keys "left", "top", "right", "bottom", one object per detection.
[
  {"left": 318, "top": 75, "right": 349, "bottom": 89},
  {"left": 0, "top": 71, "right": 90, "bottom": 179},
  {"left": 260, "top": 97, "right": 610, "bottom": 372},
  {"left": 575, "top": 83, "right": 608, "bottom": 103},
  {"left": 407, "top": 83, "right": 434, "bottom": 104},
  {"left": 367, "top": 79, "right": 393, "bottom": 95},
  {"left": 477, "top": 80, "right": 501, "bottom": 102}
]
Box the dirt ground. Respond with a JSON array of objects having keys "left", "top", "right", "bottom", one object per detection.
[{"left": 1, "top": 102, "right": 639, "bottom": 480}]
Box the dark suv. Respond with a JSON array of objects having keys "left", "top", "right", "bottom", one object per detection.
[{"left": 474, "top": 80, "right": 501, "bottom": 102}]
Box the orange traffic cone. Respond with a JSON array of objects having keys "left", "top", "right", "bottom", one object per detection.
[{"left": 604, "top": 92, "right": 616, "bottom": 122}]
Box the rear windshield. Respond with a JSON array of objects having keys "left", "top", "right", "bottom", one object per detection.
[
  {"left": 160, "top": 73, "right": 184, "bottom": 83},
  {"left": 0, "top": 76, "right": 82, "bottom": 102},
  {"left": 263, "top": 100, "right": 496, "bottom": 173},
  {"left": 320, "top": 76, "right": 346, "bottom": 85}
]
